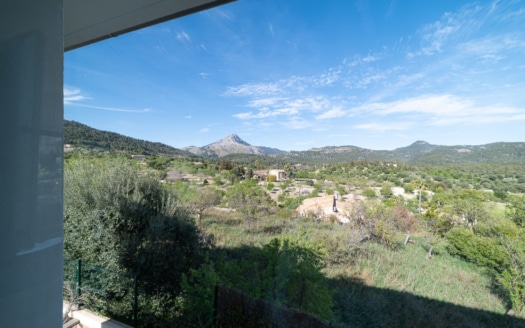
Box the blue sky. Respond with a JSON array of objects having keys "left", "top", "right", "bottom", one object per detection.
[{"left": 64, "top": 0, "right": 525, "bottom": 151}]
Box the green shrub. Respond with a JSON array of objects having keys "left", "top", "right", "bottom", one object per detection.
[
  {"left": 446, "top": 227, "right": 508, "bottom": 269},
  {"left": 362, "top": 188, "right": 376, "bottom": 198},
  {"left": 267, "top": 175, "right": 277, "bottom": 182}
]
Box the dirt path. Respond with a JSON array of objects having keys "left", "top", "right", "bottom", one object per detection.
[{"left": 296, "top": 194, "right": 365, "bottom": 224}]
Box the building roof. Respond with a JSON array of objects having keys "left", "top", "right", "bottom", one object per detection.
[{"left": 64, "top": 0, "right": 235, "bottom": 51}]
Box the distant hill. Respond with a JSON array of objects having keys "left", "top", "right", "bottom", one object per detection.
[
  {"left": 413, "top": 142, "right": 525, "bottom": 165},
  {"left": 64, "top": 120, "right": 525, "bottom": 165},
  {"left": 183, "top": 134, "right": 283, "bottom": 158},
  {"left": 276, "top": 140, "right": 525, "bottom": 165},
  {"left": 64, "top": 120, "right": 196, "bottom": 157},
  {"left": 391, "top": 140, "right": 440, "bottom": 161}
]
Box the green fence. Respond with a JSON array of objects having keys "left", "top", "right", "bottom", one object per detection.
[
  {"left": 64, "top": 258, "right": 138, "bottom": 326},
  {"left": 64, "top": 259, "right": 336, "bottom": 327}
]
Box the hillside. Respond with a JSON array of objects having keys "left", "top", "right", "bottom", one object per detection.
[
  {"left": 64, "top": 120, "right": 196, "bottom": 157},
  {"left": 413, "top": 142, "right": 525, "bottom": 165},
  {"left": 277, "top": 141, "right": 525, "bottom": 165},
  {"left": 65, "top": 120, "right": 525, "bottom": 165}
]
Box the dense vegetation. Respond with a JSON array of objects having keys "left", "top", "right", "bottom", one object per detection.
[
  {"left": 63, "top": 137, "right": 525, "bottom": 326},
  {"left": 64, "top": 122, "right": 525, "bottom": 327},
  {"left": 64, "top": 120, "right": 196, "bottom": 157}
]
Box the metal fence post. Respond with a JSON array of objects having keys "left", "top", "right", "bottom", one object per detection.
[
  {"left": 76, "top": 259, "right": 82, "bottom": 300},
  {"left": 134, "top": 274, "right": 138, "bottom": 328},
  {"left": 213, "top": 284, "right": 219, "bottom": 327}
]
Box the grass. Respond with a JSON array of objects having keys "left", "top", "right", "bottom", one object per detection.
[
  {"left": 485, "top": 201, "right": 507, "bottom": 218},
  {"left": 200, "top": 209, "right": 525, "bottom": 327}
]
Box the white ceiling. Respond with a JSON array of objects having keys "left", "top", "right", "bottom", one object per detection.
[{"left": 64, "top": 0, "right": 235, "bottom": 51}]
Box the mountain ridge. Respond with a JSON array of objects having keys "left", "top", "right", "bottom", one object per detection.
[
  {"left": 64, "top": 120, "right": 525, "bottom": 165},
  {"left": 183, "top": 133, "right": 283, "bottom": 158}
]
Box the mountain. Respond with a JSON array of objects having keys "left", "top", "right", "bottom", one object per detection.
[
  {"left": 183, "top": 134, "right": 284, "bottom": 158},
  {"left": 64, "top": 120, "right": 196, "bottom": 157},
  {"left": 391, "top": 140, "right": 440, "bottom": 161},
  {"left": 65, "top": 120, "right": 525, "bottom": 165},
  {"left": 276, "top": 140, "right": 525, "bottom": 165},
  {"left": 413, "top": 142, "right": 525, "bottom": 165}
]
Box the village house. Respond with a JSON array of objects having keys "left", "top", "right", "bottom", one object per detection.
[
  {"left": 268, "top": 169, "right": 287, "bottom": 181},
  {"left": 131, "top": 154, "right": 147, "bottom": 160}
]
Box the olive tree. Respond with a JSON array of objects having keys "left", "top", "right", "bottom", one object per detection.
[{"left": 64, "top": 158, "right": 208, "bottom": 315}]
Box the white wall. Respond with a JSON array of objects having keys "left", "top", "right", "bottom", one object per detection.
[{"left": 0, "top": 1, "right": 64, "bottom": 327}]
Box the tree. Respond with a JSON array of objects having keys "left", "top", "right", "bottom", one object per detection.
[
  {"left": 245, "top": 167, "right": 253, "bottom": 180},
  {"left": 181, "top": 234, "right": 334, "bottom": 323},
  {"left": 380, "top": 182, "right": 393, "bottom": 198},
  {"left": 414, "top": 180, "right": 427, "bottom": 214},
  {"left": 507, "top": 195, "right": 525, "bottom": 227},
  {"left": 499, "top": 236, "right": 525, "bottom": 312},
  {"left": 64, "top": 158, "right": 208, "bottom": 305},
  {"left": 450, "top": 190, "right": 488, "bottom": 226},
  {"left": 189, "top": 187, "right": 223, "bottom": 225},
  {"left": 226, "top": 180, "right": 274, "bottom": 229}
]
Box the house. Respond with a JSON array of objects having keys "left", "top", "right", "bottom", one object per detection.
[
  {"left": 131, "top": 154, "right": 146, "bottom": 160},
  {"left": 252, "top": 170, "right": 268, "bottom": 180},
  {"left": 268, "top": 169, "right": 287, "bottom": 181}
]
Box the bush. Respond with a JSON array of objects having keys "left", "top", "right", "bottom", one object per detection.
[
  {"left": 64, "top": 160, "right": 204, "bottom": 293},
  {"left": 362, "top": 188, "right": 376, "bottom": 198},
  {"left": 267, "top": 175, "right": 277, "bottom": 182},
  {"left": 181, "top": 235, "right": 334, "bottom": 322},
  {"left": 446, "top": 227, "right": 508, "bottom": 269},
  {"left": 64, "top": 158, "right": 208, "bottom": 324}
]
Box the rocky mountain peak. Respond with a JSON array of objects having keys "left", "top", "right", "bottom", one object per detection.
[{"left": 218, "top": 134, "right": 251, "bottom": 147}]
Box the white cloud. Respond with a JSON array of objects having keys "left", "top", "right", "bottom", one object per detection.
[
  {"left": 247, "top": 97, "right": 287, "bottom": 108},
  {"left": 269, "top": 23, "right": 274, "bottom": 37},
  {"left": 279, "top": 117, "right": 313, "bottom": 130},
  {"left": 354, "top": 122, "right": 415, "bottom": 132},
  {"left": 63, "top": 86, "right": 89, "bottom": 104},
  {"left": 200, "top": 128, "right": 209, "bottom": 133},
  {"left": 353, "top": 94, "right": 525, "bottom": 126},
  {"left": 69, "top": 103, "right": 152, "bottom": 113},
  {"left": 225, "top": 82, "right": 283, "bottom": 97},
  {"left": 64, "top": 86, "right": 151, "bottom": 113},
  {"left": 458, "top": 34, "right": 525, "bottom": 57},
  {"left": 316, "top": 107, "right": 346, "bottom": 120},
  {"left": 362, "top": 55, "right": 380, "bottom": 62},
  {"left": 176, "top": 31, "right": 191, "bottom": 43}
]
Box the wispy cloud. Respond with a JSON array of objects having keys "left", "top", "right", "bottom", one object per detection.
[
  {"left": 63, "top": 86, "right": 89, "bottom": 104},
  {"left": 279, "top": 117, "right": 313, "bottom": 130},
  {"left": 353, "top": 94, "right": 525, "bottom": 126},
  {"left": 354, "top": 122, "right": 415, "bottom": 132},
  {"left": 176, "top": 31, "right": 191, "bottom": 43},
  {"left": 316, "top": 107, "right": 346, "bottom": 120},
  {"left": 223, "top": 1, "right": 525, "bottom": 138},
  {"left": 184, "top": 115, "right": 192, "bottom": 119},
  {"left": 225, "top": 82, "right": 284, "bottom": 97},
  {"left": 215, "top": 9, "right": 234, "bottom": 21},
  {"left": 68, "top": 103, "right": 152, "bottom": 113},
  {"left": 64, "top": 86, "right": 151, "bottom": 113},
  {"left": 200, "top": 128, "right": 209, "bottom": 133}
]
